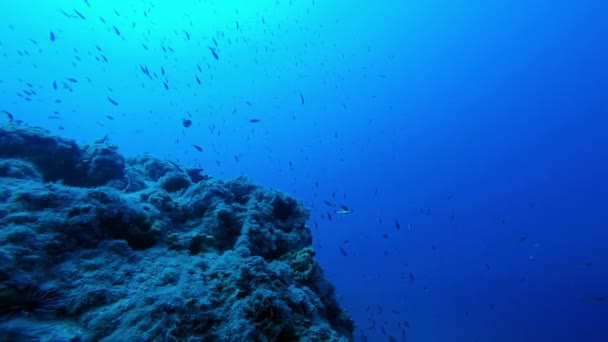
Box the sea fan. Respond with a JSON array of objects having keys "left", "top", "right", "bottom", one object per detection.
[{"left": 0, "top": 284, "right": 64, "bottom": 320}]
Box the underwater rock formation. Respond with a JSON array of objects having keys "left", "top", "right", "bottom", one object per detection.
[{"left": 0, "top": 123, "right": 354, "bottom": 341}]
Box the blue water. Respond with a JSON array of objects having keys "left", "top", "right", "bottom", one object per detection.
[{"left": 1, "top": 1, "right": 607, "bottom": 341}]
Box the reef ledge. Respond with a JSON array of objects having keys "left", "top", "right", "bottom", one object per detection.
[{"left": 0, "top": 123, "right": 354, "bottom": 342}]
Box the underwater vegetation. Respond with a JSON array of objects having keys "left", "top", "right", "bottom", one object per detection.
[{"left": 0, "top": 122, "right": 354, "bottom": 341}]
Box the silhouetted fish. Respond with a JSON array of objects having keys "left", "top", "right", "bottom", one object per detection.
[
  {"left": 2, "top": 110, "right": 14, "bottom": 121},
  {"left": 582, "top": 296, "right": 608, "bottom": 303},
  {"left": 208, "top": 47, "right": 219, "bottom": 60},
  {"left": 74, "top": 9, "right": 86, "bottom": 20}
]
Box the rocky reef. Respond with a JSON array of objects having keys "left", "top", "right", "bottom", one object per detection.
[{"left": 0, "top": 123, "right": 354, "bottom": 341}]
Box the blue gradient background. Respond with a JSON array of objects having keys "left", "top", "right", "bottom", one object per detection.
[{"left": 1, "top": 1, "right": 607, "bottom": 341}]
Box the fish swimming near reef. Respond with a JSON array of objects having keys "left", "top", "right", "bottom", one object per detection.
[{"left": 335, "top": 205, "right": 352, "bottom": 215}]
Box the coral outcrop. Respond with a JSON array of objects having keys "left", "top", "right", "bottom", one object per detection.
[{"left": 0, "top": 123, "right": 354, "bottom": 341}]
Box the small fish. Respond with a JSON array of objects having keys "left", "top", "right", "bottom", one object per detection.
[
  {"left": 323, "top": 200, "right": 333, "bottom": 207},
  {"left": 409, "top": 272, "right": 415, "bottom": 281},
  {"left": 50, "top": 31, "right": 56, "bottom": 41},
  {"left": 395, "top": 219, "right": 401, "bottom": 230},
  {"left": 105, "top": 115, "right": 114, "bottom": 120},
  {"left": 166, "top": 160, "right": 184, "bottom": 171},
  {"left": 327, "top": 213, "right": 333, "bottom": 221},
  {"left": 107, "top": 97, "right": 119, "bottom": 106},
  {"left": 182, "top": 119, "right": 192, "bottom": 128},
  {"left": 249, "top": 118, "right": 261, "bottom": 123},
  {"left": 192, "top": 144, "right": 203, "bottom": 152},
  {"left": 65, "top": 78, "right": 78, "bottom": 83},
  {"left": 208, "top": 47, "right": 219, "bottom": 60},
  {"left": 60, "top": 9, "right": 76, "bottom": 18},
  {"left": 2, "top": 110, "right": 14, "bottom": 121},
  {"left": 518, "top": 236, "right": 529, "bottom": 243},
  {"left": 339, "top": 247, "right": 348, "bottom": 256},
  {"left": 577, "top": 261, "right": 594, "bottom": 269},
  {"left": 140, "top": 65, "right": 150, "bottom": 76},
  {"left": 299, "top": 91, "right": 305, "bottom": 104},
  {"left": 74, "top": 9, "right": 86, "bottom": 20},
  {"left": 195, "top": 76, "right": 201, "bottom": 85},
  {"left": 335, "top": 206, "right": 352, "bottom": 215},
  {"left": 113, "top": 26, "right": 120, "bottom": 35},
  {"left": 582, "top": 296, "right": 608, "bottom": 303}
]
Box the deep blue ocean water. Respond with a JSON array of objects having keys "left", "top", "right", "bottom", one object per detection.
[{"left": 1, "top": 1, "right": 607, "bottom": 341}]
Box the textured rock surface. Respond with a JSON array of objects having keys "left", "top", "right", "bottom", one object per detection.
[{"left": 0, "top": 123, "right": 354, "bottom": 342}]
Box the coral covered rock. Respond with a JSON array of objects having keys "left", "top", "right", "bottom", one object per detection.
[{"left": 0, "top": 123, "right": 354, "bottom": 341}]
